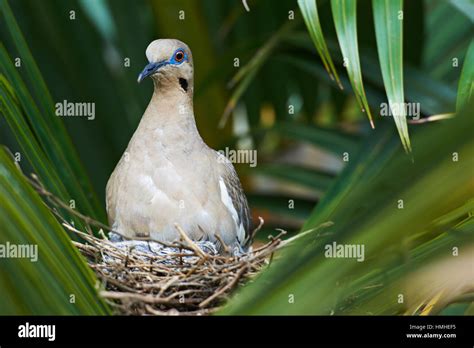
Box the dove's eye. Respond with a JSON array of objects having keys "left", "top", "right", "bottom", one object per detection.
[{"left": 174, "top": 50, "right": 185, "bottom": 63}]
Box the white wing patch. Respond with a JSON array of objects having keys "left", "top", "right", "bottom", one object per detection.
[{"left": 218, "top": 177, "right": 246, "bottom": 244}]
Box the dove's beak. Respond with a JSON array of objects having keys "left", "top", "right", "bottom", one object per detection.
[{"left": 137, "top": 61, "right": 168, "bottom": 83}]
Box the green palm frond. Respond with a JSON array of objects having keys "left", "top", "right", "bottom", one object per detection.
[
  {"left": 372, "top": 0, "right": 410, "bottom": 152},
  {"left": 0, "top": 148, "right": 109, "bottom": 315},
  {"left": 331, "top": 0, "right": 374, "bottom": 129},
  {"left": 456, "top": 39, "right": 474, "bottom": 110},
  {"left": 0, "top": 0, "right": 105, "bottom": 222},
  {"left": 298, "top": 0, "right": 343, "bottom": 89},
  {"left": 220, "top": 101, "right": 474, "bottom": 314}
]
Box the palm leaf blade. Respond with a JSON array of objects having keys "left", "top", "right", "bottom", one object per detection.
[
  {"left": 297, "top": 0, "right": 343, "bottom": 89},
  {"left": 0, "top": 148, "right": 110, "bottom": 315},
  {"left": 373, "top": 0, "right": 411, "bottom": 152},
  {"left": 331, "top": 0, "right": 374, "bottom": 128},
  {"left": 456, "top": 39, "right": 473, "bottom": 111},
  {"left": 220, "top": 101, "right": 473, "bottom": 314},
  {"left": 0, "top": 1, "right": 105, "bottom": 220}
]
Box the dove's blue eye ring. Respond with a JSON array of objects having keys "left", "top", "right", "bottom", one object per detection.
[{"left": 170, "top": 49, "right": 186, "bottom": 64}]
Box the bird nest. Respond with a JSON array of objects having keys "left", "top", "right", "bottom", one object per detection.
[
  {"left": 67, "top": 223, "right": 285, "bottom": 315},
  {"left": 29, "top": 172, "right": 288, "bottom": 315}
]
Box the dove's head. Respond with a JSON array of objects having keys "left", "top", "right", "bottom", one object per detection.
[{"left": 137, "top": 39, "right": 193, "bottom": 92}]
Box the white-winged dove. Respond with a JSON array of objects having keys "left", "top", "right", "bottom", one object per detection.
[{"left": 106, "top": 39, "right": 252, "bottom": 254}]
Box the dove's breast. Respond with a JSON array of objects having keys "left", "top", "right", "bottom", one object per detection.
[{"left": 106, "top": 132, "right": 238, "bottom": 249}]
